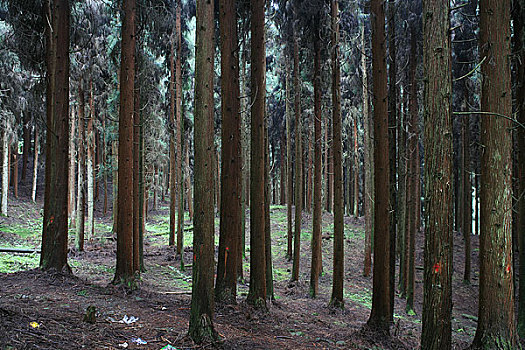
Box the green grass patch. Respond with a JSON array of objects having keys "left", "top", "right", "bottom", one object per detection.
[
  {"left": 0, "top": 253, "right": 39, "bottom": 273},
  {"left": 344, "top": 288, "right": 372, "bottom": 309},
  {"left": 0, "top": 224, "right": 38, "bottom": 239}
]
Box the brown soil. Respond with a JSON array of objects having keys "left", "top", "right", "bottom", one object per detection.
[{"left": 0, "top": 181, "right": 482, "bottom": 350}]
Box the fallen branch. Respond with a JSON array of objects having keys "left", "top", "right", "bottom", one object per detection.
[{"left": 0, "top": 247, "right": 40, "bottom": 254}]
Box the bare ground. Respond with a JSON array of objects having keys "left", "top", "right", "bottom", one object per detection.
[{"left": 0, "top": 179, "right": 482, "bottom": 349}]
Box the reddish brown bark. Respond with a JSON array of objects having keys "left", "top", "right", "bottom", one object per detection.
[
  {"left": 367, "top": 0, "right": 391, "bottom": 331},
  {"left": 216, "top": 0, "right": 241, "bottom": 303},
  {"left": 113, "top": 0, "right": 136, "bottom": 286},
  {"left": 472, "top": 0, "right": 516, "bottom": 347},
  {"left": 421, "top": 0, "right": 453, "bottom": 346}
]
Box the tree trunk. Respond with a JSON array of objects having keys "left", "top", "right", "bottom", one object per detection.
[
  {"left": 472, "top": 0, "right": 516, "bottom": 347},
  {"left": 310, "top": 23, "right": 322, "bottom": 299},
  {"left": 69, "top": 104, "right": 76, "bottom": 227},
  {"left": 21, "top": 112, "right": 31, "bottom": 182},
  {"left": 280, "top": 131, "right": 285, "bottom": 205},
  {"left": 462, "top": 92, "right": 472, "bottom": 284},
  {"left": 87, "top": 79, "right": 95, "bottom": 239},
  {"left": 133, "top": 69, "right": 140, "bottom": 273},
  {"left": 329, "top": 0, "right": 344, "bottom": 308},
  {"left": 246, "top": 0, "right": 267, "bottom": 308},
  {"left": 353, "top": 117, "right": 359, "bottom": 218},
  {"left": 113, "top": 0, "right": 136, "bottom": 286},
  {"left": 175, "top": 0, "right": 184, "bottom": 254},
  {"left": 286, "top": 53, "right": 293, "bottom": 261},
  {"left": 76, "top": 87, "right": 86, "bottom": 252},
  {"left": 362, "top": 23, "right": 373, "bottom": 278},
  {"left": 367, "top": 0, "right": 391, "bottom": 331},
  {"left": 420, "top": 0, "right": 453, "bottom": 347},
  {"left": 406, "top": 28, "right": 419, "bottom": 314},
  {"left": 291, "top": 26, "right": 302, "bottom": 283},
  {"left": 12, "top": 148, "right": 18, "bottom": 199},
  {"left": 397, "top": 88, "right": 407, "bottom": 295},
  {"left": 40, "top": 0, "right": 70, "bottom": 272},
  {"left": 1, "top": 125, "right": 8, "bottom": 216},
  {"left": 216, "top": 0, "right": 241, "bottom": 303},
  {"left": 31, "top": 126, "right": 39, "bottom": 203},
  {"left": 307, "top": 114, "right": 313, "bottom": 213},
  {"left": 103, "top": 116, "right": 108, "bottom": 216},
  {"left": 188, "top": 0, "right": 217, "bottom": 341},
  {"left": 169, "top": 36, "right": 176, "bottom": 247},
  {"left": 265, "top": 117, "right": 274, "bottom": 300},
  {"left": 515, "top": 0, "right": 525, "bottom": 339},
  {"left": 112, "top": 139, "right": 118, "bottom": 233},
  {"left": 387, "top": 0, "right": 397, "bottom": 322}
]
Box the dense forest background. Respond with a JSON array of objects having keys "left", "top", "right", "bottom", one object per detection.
[{"left": 0, "top": 0, "right": 524, "bottom": 349}]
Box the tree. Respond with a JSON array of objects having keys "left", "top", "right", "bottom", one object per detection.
[
  {"left": 113, "top": 0, "right": 136, "bottom": 286},
  {"left": 175, "top": 0, "right": 184, "bottom": 257},
  {"left": 40, "top": 0, "right": 71, "bottom": 272},
  {"left": 367, "top": 0, "right": 391, "bottom": 332},
  {"left": 515, "top": 0, "right": 525, "bottom": 339},
  {"left": 247, "top": 0, "right": 267, "bottom": 308},
  {"left": 76, "top": 85, "right": 86, "bottom": 251},
  {"left": 420, "top": 0, "right": 453, "bottom": 347},
  {"left": 291, "top": 13, "right": 302, "bottom": 283},
  {"left": 216, "top": 0, "right": 241, "bottom": 303},
  {"left": 472, "top": 0, "right": 516, "bottom": 347},
  {"left": 362, "top": 21, "right": 373, "bottom": 278},
  {"left": 329, "top": 0, "right": 344, "bottom": 309},
  {"left": 310, "top": 17, "right": 322, "bottom": 299},
  {"left": 387, "top": 0, "right": 397, "bottom": 321},
  {"left": 188, "top": 0, "right": 218, "bottom": 341}
]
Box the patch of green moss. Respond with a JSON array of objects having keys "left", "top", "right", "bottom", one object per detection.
[
  {"left": 0, "top": 224, "right": 37, "bottom": 239},
  {"left": 0, "top": 253, "right": 39, "bottom": 273}
]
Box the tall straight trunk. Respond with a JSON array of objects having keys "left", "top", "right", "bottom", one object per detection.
[
  {"left": 76, "top": 86, "right": 86, "bottom": 251},
  {"left": 185, "top": 140, "right": 194, "bottom": 219},
  {"left": 169, "top": 37, "right": 176, "bottom": 247},
  {"left": 326, "top": 118, "right": 333, "bottom": 213},
  {"left": 420, "top": 0, "right": 453, "bottom": 347},
  {"left": 265, "top": 120, "right": 274, "bottom": 300},
  {"left": 112, "top": 139, "right": 118, "bottom": 233},
  {"left": 473, "top": 0, "right": 516, "bottom": 347},
  {"left": 397, "top": 87, "right": 407, "bottom": 295},
  {"left": 247, "top": 0, "right": 267, "bottom": 308},
  {"left": 103, "top": 117, "right": 108, "bottom": 216},
  {"left": 307, "top": 114, "right": 313, "bottom": 213},
  {"left": 280, "top": 131, "right": 285, "bottom": 205},
  {"left": 462, "top": 93, "right": 472, "bottom": 284},
  {"left": 286, "top": 54, "right": 293, "bottom": 260},
  {"left": 515, "top": 0, "right": 525, "bottom": 339},
  {"left": 132, "top": 69, "right": 140, "bottom": 273},
  {"left": 1, "top": 125, "right": 8, "bottom": 216},
  {"left": 310, "top": 24, "right": 322, "bottom": 298},
  {"left": 329, "top": 0, "right": 344, "bottom": 308},
  {"left": 406, "top": 29, "right": 419, "bottom": 314},
  {"left": 216, "top": 0, "right": 241, "bottom": 303},
  {"left": 12, "top": 148, "right": 18, "bottom": 198},
  {"left": 40, "top": 0, "right": 70, "bottom": 271},
  {"left": 291, "top": 27, "right": 302, "bottom": 283},
  {"left": 239, "top": 39, "right": 248, "bottom": 275},
  {"left": 387, "top": 0, "right": 397, "bottom": 322},
  {"left": 87, "top": 79, "right": 95, "bottom": 239},
  {"left": 21, "top": 112, "right": 31, "bottom": 182},
  {"left": 68, "top": 105, "right": 76, "bottom": 226},
  {"left": 31, "top": 126, "right": 39, "bottom": 203},
  {"left": 175, "top": 0, "right": 184, "bottom": 254},
  {"left": 138, "top": 111, "right": 145, "bottom": 271},
  {"left": 367, "top": 0, "right": 391, "bottom": 331},
  {"left": 188, "top": 0, "right": 217, "bottom": 341},
  {"left": 362, "top": 23, "right": 373, "bottom": 277},
  {"left": 113, "top": 0, "right": 136, "bottom": 286},
  {"left": 353, "top": 117, "right": 359, "bottom": 218}
]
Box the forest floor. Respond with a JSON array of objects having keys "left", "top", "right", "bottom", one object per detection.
[{"left": 0, "top": 181, "right": 483, "bottom": 349}]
